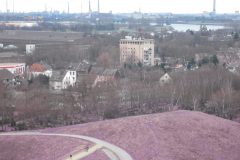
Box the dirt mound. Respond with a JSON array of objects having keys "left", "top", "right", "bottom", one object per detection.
[
  {"left": 1, "top": 110, "right": 240, "bottom": 160},
  {"left": 0, "top": 136, "right": 91, "bottom": 160}
]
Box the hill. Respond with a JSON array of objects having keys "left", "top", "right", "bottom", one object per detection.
[{"left": 0, "top": 110, "right": 240, "bottom": 160}]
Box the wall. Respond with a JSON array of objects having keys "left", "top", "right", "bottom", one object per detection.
[
  {"left": 62, "top": 70, "right": 77, "bottom": 89},
  {"left": 0, "top": 63, "right": 26, "bottom": 76},
  {"left": 26, "top": 44, "right": 36, "bottom": 55},
  {"left": 120, "top": 38, "right": 155, "bottom": 66}
]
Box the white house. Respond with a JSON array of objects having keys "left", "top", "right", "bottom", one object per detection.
[
  {"left": 50, "top": 70, "right": 77, "bottom": 90},
  {"left": 29, "top": 62, "right": 52, "bottom": 78},
  {"left": 62, "top": 70, "right": 77, "bottom": 89},
  {"left": 92, "top": 68, "right": 120, "bottom": 87},
  {"left": 26, "top": 44, "right": 36, "bottom": 55},
  {"left": 159, "top": 73, "right": 172, "bottom": 86}
]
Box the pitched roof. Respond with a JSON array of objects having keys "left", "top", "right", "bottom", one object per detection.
[
  {"left": 0, "top": 69, "right": 14, "bottom": 80},
  {"left": 30, "top": 64, "right": 45, "bottom": 72},
  {"left": 89, "top": 67, "right": 105, "bottom": 75},
  {"left": 68, "top": 61, "right": 91, "bottom": 73},
  {"left": 50, "top": 71, "right": 66, "bottom": 82},
  {"left": 160, "top": 73, "right": 172, "bottom": 84},
  {"left": 160, "top": 73, "right": 171, "bottom": 79},
  {"left": 30, "top": 62, "right": 52, "bottom": 72},
  {"left": 102, "top": 69, "right": 118, "bottom": 76}
]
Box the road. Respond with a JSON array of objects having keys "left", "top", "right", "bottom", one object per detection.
[
  {"left": 0, "top": 132, "right": 133, "bottom": 160},
  {"left": 66, "top": 144, "right": 103, "bottom": 160}
]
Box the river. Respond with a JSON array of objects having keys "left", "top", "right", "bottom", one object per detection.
[{"left": 170, "top": 23, "right": 225, "bottom": 32}]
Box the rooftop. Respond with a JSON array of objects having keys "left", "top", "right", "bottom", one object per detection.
[
  {"left": 68, "top": 61, "right": 91, "bottom": 73},
  {"left": 102, "top": 69, "right": 118, "bottom": 76},
  {"left": 0, "top": 63, "right": 25, "bottom": 67},
  {"left": 50, "top": 70, "right": 66, "bottom": 82},
  {"left": 89, "top": 67, "right": 105, "bottom": 75},
  {"left": 30, "top": 62, "right": 52, "bottom": 72},
  {"left": 0, "top": 69, "right": 14, "bottom": 80},
  {"left": 120, "top": 36, "right": 154, "bottom": 42}
]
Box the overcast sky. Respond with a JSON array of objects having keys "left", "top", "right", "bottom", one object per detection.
[{"left": 0, "top": 0, "right": 239, "bottom": 14}]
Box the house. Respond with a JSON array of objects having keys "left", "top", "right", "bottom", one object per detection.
[
  {"left": 68, "top": 60, "right": 92, "bottom": 75},
  {"left": 29, "top": 62, "right": 52, "bottom": 78},
  {"left": 88, "top": 67, "right": 105, "bottom": 88},
  {"left": 49, "top": 70, "right": 77, "bottom": 90},
  {"left": 49, "top": 71, "right": 63, "bottom": 90},
  {"left": 159, "top": 73, "right": 172, "bottom": 86},
  {"left": 91, "top": 68, "right": 120, "bottom": 87},
  {"left": 154, "top": 57, "right": 162, "bottom": 66},
  {"left": 3, "top": 45, "right": 18, "bottom": 50},
  {"left": 0, "top": 69, "right": 17, "bottom": 87},
  {"left": 76, "top": 66, "right": 121, "bottom": 89},
  {"left": 0, "top": 63, "right": 25, "bottom": 76},
  {"left": 26, "top": 44, "right": 36, "bottom": 55},
  {"left": 173, "top": 64, "right": 185, "bottom": 72},
  {"left": 0, "top": 52, "right": 19, "bottom": 58},
  {"left": 89, "top": 67, "right": 105, "bottom": 75},
  {"left": 100, "top": 69, "right": 120, "bottom": 82}
]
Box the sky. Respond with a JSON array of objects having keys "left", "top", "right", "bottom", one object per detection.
[{"left": 0, "top": 0, "right": 239, "bottom": 14}]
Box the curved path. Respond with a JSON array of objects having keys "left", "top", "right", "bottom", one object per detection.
[{"left": 0, "top": 132, "right": 133, "bottom": 160}]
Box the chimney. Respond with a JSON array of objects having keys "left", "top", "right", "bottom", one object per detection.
[
  {"left": 89, "top": 0, "right": 92, "bottom": 13},
  {"left": 213, "top": 0, "right": 216, "bottom": 13},
  {"left": 81, "top": 0, "right": 83, "bottom": 14},
  {"left": 6, "top": 0, "right": 8, "bottom": 13},
  {"left": 98, "top": 0, "right": 100, "bottom": 13},
  {"left": 68, "top": 1, "right": 70, "bottom": 14},
  {"left": 45, "top": 3, "right": 47, "bottom": 12},
  {"left": 12, "top": 0, "right": 14, "bottom": 13}
]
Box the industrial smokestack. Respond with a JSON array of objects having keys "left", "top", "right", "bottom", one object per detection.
[
  {"left": 98, "top": 0, "right": 100, "bottom": 13},
  {"left": 81, "top": 0, "right": 83, "bottom": 14},
  {"left": 213, "top": 0, "right": 216, "bottom": 13},
  {"left": 12, "top": 0, "right": 14, "bottom": 13},
  {"left": 89, "top": 0, "right": 92, "bottom": 13},
  {"left": 6, "top": 0, "right": 8, "bottom": 13},
  {"left": 68, "top": 1, "right": 70, "bottom": 14},
  {"left": 45, "top": 3, "right": 47, "bottom": 12}
]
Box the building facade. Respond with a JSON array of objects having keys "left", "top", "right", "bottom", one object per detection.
[
  {"left": 26, "top": 44, "right": 36, "bottom": 55},
  {"left": 49, "top": 70, "right": 77, "bottom": 90},
  {"left": 0, "top": 63, "right": 25, "bottom": 76},
  {"left": 120, "top": 36, "right": 155, "bottom": 66},
  {"left": 92, "top": 68, "right": 120, "bottom": 87},
  {"left": 30, "top": 62, "right": 53, "bottom": 78},
  {"left": 62, "top": 70, "right": 77, "bottom": 89}
]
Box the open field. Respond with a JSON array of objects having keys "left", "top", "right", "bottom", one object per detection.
[{"left": 0, "top": 30, "right": 84, "bottom": 42}]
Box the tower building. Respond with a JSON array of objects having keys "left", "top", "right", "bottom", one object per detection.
[
  {"left": 98, "top": 0, "right": 100, "bottom": 13},
  {"left": 213, "top": 0, "right": 216, "bottom": 13},
  {"left": 120, "top": 36, "right": 155, "bottom": 66},
  {"left": 89, "top": 0, "right": 92, "bottom": 14},
  {"left": 6, "top": 0, "right": 9, "bottom": 13},
  {"left": 68, "top": 1, "right": 70, "bottom": 14}
]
